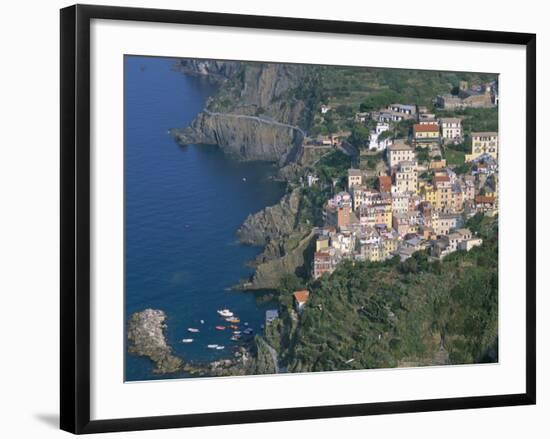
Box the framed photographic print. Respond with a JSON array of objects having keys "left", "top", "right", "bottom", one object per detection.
[{"left": 60, "top": 4, "right": 536, "bottom": 434}]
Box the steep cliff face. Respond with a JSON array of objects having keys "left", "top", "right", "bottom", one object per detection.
[
  {"left": 172, "top": 111, "right": 304, "bottom": 164},
  {"left": 173, "top": 60, "right": 320, "bottom": 163},
  {"left": 237, "top": 188, "right": 301, "bottom": 246}
]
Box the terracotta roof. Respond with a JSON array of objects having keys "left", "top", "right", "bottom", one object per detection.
[
  {"left": 476, "top": 195, "right": 496, "bottom": 204},
  {"left": 414, "top": 123, "right": 439, "bottom": 133},
  {"left": 378, "top": 175, "right": 392, "bottom": 191},
  {"left": 293, "top": 290, "right": 310, "bottom": 303},
  {"left": 434, "top": 175, "right": 450, "bottom": 183},
  {"left": 314, "top": 251, "right": 331, "bottom": 260}
]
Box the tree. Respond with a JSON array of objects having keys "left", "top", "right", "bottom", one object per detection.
[
  {"left": 348, "top": 124, "right": 371, "bottom": 149},
  {"left": 335, "top": 104, "right": 353, "bottom": 118}
]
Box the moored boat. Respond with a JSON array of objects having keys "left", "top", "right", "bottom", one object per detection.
[
  {"left": 207, "top": 344, "right": 218, "bottom": 349},
  {"left": 215, "top": 325, "right": 226, "bottom": 331},
  {"left": 217, "top": 309, "right": 233, "bottom": 318},
  {"left": 225, "top": 317, "right": 240, "bottom": 323},
  {"left": 187, "top": 328, "right": 200, "bottom": 333},
  {"left": 216, "top": 346, "right": 225, "bottom": 350},
  {"left": 181, "top": 338, "right": 194, "bottom": 343}
]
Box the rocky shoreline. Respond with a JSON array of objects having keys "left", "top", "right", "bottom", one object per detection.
[
  {"left": 127, "top": 309, "right": 279, "bottom": 377},
  {"left": 127, "top": 309, "right": 182, "bottom": 374}
]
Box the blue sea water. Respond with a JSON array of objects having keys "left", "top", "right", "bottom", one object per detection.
[{"left": 124, "top": 56, "right": 285, "bottom": 381}]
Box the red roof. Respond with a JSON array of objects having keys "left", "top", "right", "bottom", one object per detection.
[
  {"left": 434, "top": 175, "right": 450, "bottom": 183},
  {"left": 293, "top": 290, "right": 310, "bottom": 303},
  {"left": 314, "top": 251, "right": 331, "bottom": 260},
  {"left": 378, "top": 175, "right": 392, "bottom": 192},
  {"left": 476, "top": 195, "right": 496, "bottom": 204},
  {"left": 414, "top": 123, "right": 439, "bottom": 133}
]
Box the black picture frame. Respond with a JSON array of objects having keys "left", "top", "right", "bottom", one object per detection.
[{"left": 60, "top": 4, "right": 536, "bottom": 434}]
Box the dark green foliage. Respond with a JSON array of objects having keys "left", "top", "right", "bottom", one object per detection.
[
  {"left": 415, "top": 147, "right": 430, "bottom": 163},
  {"left": 314, "top": 150, "right": 352, "bottom": 183},
  {"left": 394, "top": 119, "right": 415, "bottom": 139},
  {"left": 348, "top": 123, "right": 371, "bottom": 149}
]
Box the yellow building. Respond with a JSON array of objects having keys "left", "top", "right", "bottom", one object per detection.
[
  {"left": 413, "top": 123, "right": 440, "bottom": 148},
  {"left": 374, "top": 204, "right": 393, "bottom": 229},
  {"left": 420, "top": 182, "right": 437, "bottom": 205},
  {"left": 434, "top": 175, "right": 452, "bottom": 211},
  {"left": 465, "top": 131, "right": 498, "bottom": 162},
  {"left": 315, "top": 236, "right": 329, "bottom": 252}
]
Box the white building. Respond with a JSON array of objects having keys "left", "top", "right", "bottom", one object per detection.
[
  {"left": 440, "top": 117, "right": 463, "bottom": 142},
  {"left": 395, "top": 161, "right": 418, "bottom": 194},
  {"left": 387, "top": 141, "right": 415, "bottom": 168},
  {"left": 369, "top": 122, "right": 392, "bottom": 151}
]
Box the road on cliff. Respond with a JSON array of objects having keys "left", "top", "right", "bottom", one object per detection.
[{"left": 203, "top": 109, "right": 307, "bottom": 138}]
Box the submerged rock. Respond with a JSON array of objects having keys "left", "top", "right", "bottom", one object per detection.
[{"left": 127, "top": 309, "right": 182, "bottom": 374}]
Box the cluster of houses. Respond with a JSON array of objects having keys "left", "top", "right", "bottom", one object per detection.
[
  {"left": 287, "top": 81, "right": 499, "bottom": 311},
  {"left": 310, "top": 132, "right": 498, "bottom": 280},
  {"left": 436, "top": 80, "right": 498, "bottom": 110}
]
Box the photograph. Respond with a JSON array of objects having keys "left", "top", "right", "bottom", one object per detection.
[{"left": 125, "top": 55, "right": 500, "bottom": 382}]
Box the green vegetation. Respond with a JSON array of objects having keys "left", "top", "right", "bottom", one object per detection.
[
  {"left": 273, "top": 215, "right": 498, "bottom": 372},
  {"left": 444, "top": 148, "right": 466, "bottom": 166},
  {"left": 320, "top": 67, "right": 496, "bottom": 110},
  {"left": 314, "top": 150, "right": 352, "bottom": 184},
  {"left": 436, "top": 107, "right": 498, "bottom": 136},
  {"left": 296, "top": 150, "right": 352, "bottom": 227},
  {"left": 415, "top": 147, "right": 430, "bottom": 164},
  {"left": 348, "top": 123, "right": 371, "bottom": 149}
]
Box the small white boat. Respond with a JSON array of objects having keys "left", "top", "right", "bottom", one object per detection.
[
  {"left": 187, "top": 328, "right": 200, "bottom": 333},
  {"left": 207, "top": 344, "right": 219, "bottom": 349},
  {"left": 217, "top": 309, "right": 234, "bottom": 318},
  {"left": 200, "top": 319, "right": 205, "bottom": 324},
  {"left": 242, "top": 177, "right": 247, "bottom": 182},
  {"left": 233, "top": 331, "right": 241, "bottom": 335},
  {"left": 216, "top": 346, "right": 225, "bottom": 350},
  {"left": 243, "top": 322, "right": 249, "bottom": 326},
  {"left": 230, "top": 336, "right": 240, "bottom": 341},
  {"left": 181, "top": 338, "right": 194, "bottom": 343}
]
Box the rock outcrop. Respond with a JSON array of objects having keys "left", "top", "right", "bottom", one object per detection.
[
  {"left": 237, "top": 188, "right": 301, "bottom": 247},
  {"left": 172, "top": 60, "right": 320, "bottom": 163},
  {"left": 127, "top": 309, "right": 182, "bottom": 374},
  {"left": 172, "top": 111, "right": 304, "bottom": 164},
  {"left": 173, "top": 59, "right": 241, "bottom": 83},
  {"left": 248, "top": 231, "right": 314, "bottom": 290}
]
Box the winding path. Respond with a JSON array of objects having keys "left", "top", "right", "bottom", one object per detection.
[
  {"left": 203, "top": 109, "right": 307, "bottom": 137},
  {"left": 257, "top": 337, "right": 280, "bottom": 373}
]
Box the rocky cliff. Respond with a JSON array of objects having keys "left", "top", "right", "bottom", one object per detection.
[
  {"left": 237, "top": 188, "right": 301, "bottom": 247},
  {"left": 127, "top": 309, "right": 182, "bottom": 374},
  {"left": 172, "top": 60, "right": 321, "bottom": 164},
  {"left": 173, "top": 59, "right": 241, "bottom": 83},
  {"left": 235, "top": 188, "right": 314, "bottom": 289},
  {"left": 172, "top": 111, "right": 304, "bottom": 164}
]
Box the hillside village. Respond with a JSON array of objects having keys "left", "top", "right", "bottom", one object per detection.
[{"left": 304, "top": 80, "right": 498, "bottom": 283}]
